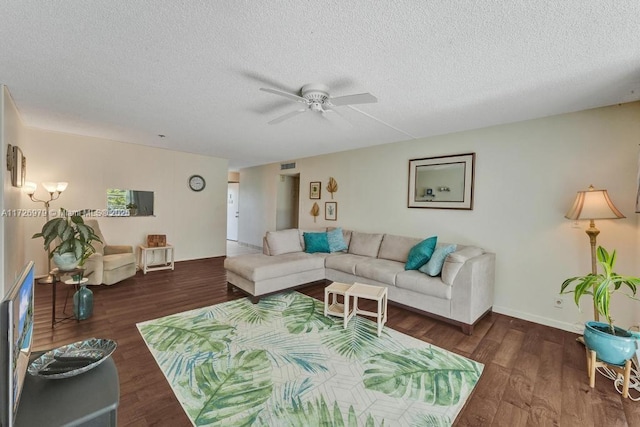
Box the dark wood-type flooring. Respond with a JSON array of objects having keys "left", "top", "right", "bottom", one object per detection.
[{"left": 32, "top": 257, "right": 640, "bottom": 426}]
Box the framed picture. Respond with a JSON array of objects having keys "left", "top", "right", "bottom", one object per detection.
[
  {"left": 310, "top": 181, "right": 321, "bottom": 199},
  {"left": 325, "top": 202, "right": 337, "bottom": 221},
  {"left": 408, "top": 153, "right": 475, "bottom": 209}
]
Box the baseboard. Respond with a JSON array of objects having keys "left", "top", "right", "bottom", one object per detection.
[
  {"left": 493, "top": 305, "right": 584, "bottom": 334},
  {"left": 236, "top": 241, "right": 262, "bottom": 250}
]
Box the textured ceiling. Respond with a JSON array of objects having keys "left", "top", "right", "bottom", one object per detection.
[{"left": 1, "top": 1, "right": 639, "bottom": 169}]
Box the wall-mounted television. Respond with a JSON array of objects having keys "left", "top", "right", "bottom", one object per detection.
[{"left": 0, "top": 261, "right": 35, "bottom": 427}]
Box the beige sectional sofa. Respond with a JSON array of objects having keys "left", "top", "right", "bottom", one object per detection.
[{"left": 224, "top": 228, "right": 495, "bottom": 334}]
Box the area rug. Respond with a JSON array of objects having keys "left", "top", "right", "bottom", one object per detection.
[{"left": 137, "top": 292, "right": 483, "bottom": 426}]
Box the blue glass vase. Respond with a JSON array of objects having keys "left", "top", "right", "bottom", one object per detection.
[{"left": 74, "top": 285, "right": 93, "bottom": 320}]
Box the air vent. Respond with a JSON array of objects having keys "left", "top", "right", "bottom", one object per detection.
[{"left": 280, "top": 162, "right": 296, "bottom": 170}]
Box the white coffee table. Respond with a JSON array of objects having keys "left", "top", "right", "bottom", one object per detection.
[{"left": 345, "top": 282, "right": 388, "bottom": 337}]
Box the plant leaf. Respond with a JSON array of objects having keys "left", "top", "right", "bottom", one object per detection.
[
  {"left": 363, "top": 347, "right": 481, "bottom": 405},
  {"left": 139, "top": 315, "right": 235, "bottom": 353},
  {"left": 189, "top": 350, "right": 273, "bottom": 426}
]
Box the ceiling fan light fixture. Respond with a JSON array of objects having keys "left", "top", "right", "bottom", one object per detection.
[{"left": 260, "top": 81, "right": 378, "bottom": 125}]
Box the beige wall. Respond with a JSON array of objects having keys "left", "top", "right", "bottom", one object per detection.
[
  {"left": 238, "top": 102, "right": 640, "bottom": 332},
  {"left": 19, "top": 128, "right": 229, "bottom": 278},
  {"left": 2, "top": 86, "right": 29, "bottom": 295}
]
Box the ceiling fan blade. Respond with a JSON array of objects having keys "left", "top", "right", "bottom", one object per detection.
[
  {"left": 268, "top": 109, "right": 307, "bottom": 125},
  {"left": 323, "top": 107, "right": 353, "bottom": 127},
  {"left": 329, "top": 93, "right": 378, "bottom": 106},
  {"left": 260, "top": 87, "right": 307, "bottom": 103}
]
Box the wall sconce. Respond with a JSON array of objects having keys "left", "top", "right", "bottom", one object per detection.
[{"left": 6, "top": 144, "right": 26, "bottom": 187}]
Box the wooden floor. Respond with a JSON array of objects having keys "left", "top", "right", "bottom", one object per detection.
[{"left": 32, "top": 257, "right": 640, "bottom": 426}]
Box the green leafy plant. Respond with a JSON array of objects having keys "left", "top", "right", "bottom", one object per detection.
[
  {"left": 126, "top": 203, "right": 137, "bottom": 209},
  {"left": 560, "top": 246, "right": 640, "bottom": 335},
  {"left": 32, "top": 208, "right": 102, "bottom": 265}
]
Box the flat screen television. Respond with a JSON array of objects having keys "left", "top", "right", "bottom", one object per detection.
[{"left": 0, "top": 261, "right": 35, "bottom": 427}]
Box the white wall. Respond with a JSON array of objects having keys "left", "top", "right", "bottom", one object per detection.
[
  {"left": 238, "top": 102, "right": 640, "bottom": 332},
  {"left": 2, "top": 86, "right": 29, "bottom": 295},
  {"left": 21, "top": 127, "right": 229, "bottom": 278}
]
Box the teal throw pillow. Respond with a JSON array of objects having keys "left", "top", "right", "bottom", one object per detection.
[
  {"left": 303, "top": 232, "right": 330, "bottom": 253},
  {"left": 327, "top": 227, "right": 348, "bottom": 252},
  {"left": 419, "top": 244, "right": 457, "bottom": 276},
  {"left": 405, "top": 236, "right": 438, "bottom": 270}
]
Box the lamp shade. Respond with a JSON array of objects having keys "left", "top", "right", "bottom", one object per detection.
[
  {"left": 42, "top": 182, "right": 58, "bottom": 193},
  {"left": 565, "top": 185, "right": 625, "bottom": 220},
  {"left": 42, "top": 181, "right": 68, "bottom": 193},
  {"left": 23, "top": 181, "right": 37, "bottom": 195}
]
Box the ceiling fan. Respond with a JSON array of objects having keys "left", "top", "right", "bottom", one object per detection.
[{"left": 259, "top": 83, "right": 378, "bottom": 125}]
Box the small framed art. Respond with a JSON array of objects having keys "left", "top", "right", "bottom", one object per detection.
[
  {"left": 325, "top": 202, "right": 337, "bottom": 221},
  {"left": 310, "top": 181, "right": 321, "bottom": 199}
]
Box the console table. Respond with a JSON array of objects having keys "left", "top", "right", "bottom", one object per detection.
[
  {"left": 15, "top": 355, "right": 119, "bottom": 426},
  {"left": 139, "top": 244, "right": 175, "bottom": 274}
]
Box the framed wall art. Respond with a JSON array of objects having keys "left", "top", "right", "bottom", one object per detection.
[
  {"left": 325, "top": 202, "right": 337, "bottom": 221},
  {"left": 310, "top": 181, "right": 321, "bottom": 199},
  {"left": 408, "top": 153, "right": 475, "bottom": 210}
]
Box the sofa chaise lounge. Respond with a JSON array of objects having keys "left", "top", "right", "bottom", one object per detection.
[{"left": 224, "top": 228, "right": 495, "bottom": 334}]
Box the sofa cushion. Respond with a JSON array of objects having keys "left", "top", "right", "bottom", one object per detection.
[
  {"left": 378, "top": 234, "right": 422, "bottom": 263},
  {"left": 265, "top": 229, "right": 303, "bottom": 255},
  {"left": 325, "top": 253, "right": 370, "bottom": 275},
  {"left": 355, "top": 258, "right": 405, "bottom": 284},
  {"left": 327, "top": 227, "right": 348, "bottom": 252},
  {"left": 405, "top": 236, "right": 438, "bottom": 270},
  {"left": 303, "top": 232, "right": 330, "bottom": 253},
  {"left": 225, "top": 252, "right": 326, "bottom": 282},
  {"left": 396, "top": 270, "right": 452, "bottom": 299},
  {"left": 441, "top": 246, "right": 484, "bottom": 285},
  {"left": 348, "top": 232, "right": 384, "bottom": 258},
  {"left": 419, "top": 244, "right": 457, "bottom": 276}
]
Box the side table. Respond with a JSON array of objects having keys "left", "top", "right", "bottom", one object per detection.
[
  {"left": 324, "top": 282, "right": 356, "bottom": 329},
  {"left": 139, "top": 244, "right": 175, "bottom": 274},
  {"left": 345, "top": 282, "right": 388, "bottom": 337},
  {"left": 50, "top": 267, "right": 85, "bottom": 328}
]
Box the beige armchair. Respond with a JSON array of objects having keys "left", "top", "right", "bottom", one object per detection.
[{"left": 82, "top": 220, "right": 137, "bottom": 285}]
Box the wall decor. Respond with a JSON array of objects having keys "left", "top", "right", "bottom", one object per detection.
[
  {"left": 310, "top": 202, "right": 320, "bottom": 222},
  {"left": 408, "top": 153, "right": 475, "bottom": 210},
  {"left": 326, "top": 177, "right": 338, "bottom": 199},
  {"left": 6, "top": 144, "right": 26, "bottom": 188},
  {"left": 106, "top": 189, "right": 155, "bottom": 216},
  {"left": 325, "top": 202, "right": 337, "bottom": 221},
  {"left": 310, "top": 181, "right": 321, "bottom": 199}
]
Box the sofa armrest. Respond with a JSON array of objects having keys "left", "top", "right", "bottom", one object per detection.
[
  {"left": 450, "top": 252, "right": 496, "bottom": 325},
  {"left": 104, "top": 245, "right": 134, "bottom": 255}
]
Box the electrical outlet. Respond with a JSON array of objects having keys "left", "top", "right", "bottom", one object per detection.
[{"left": 554, "top": 297, "right": 564, "bottom": 309}]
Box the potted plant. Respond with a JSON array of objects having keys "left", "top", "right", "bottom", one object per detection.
[
  {"left": 126, "top": 203, "right": 138, "bottom": 216},
  {"left": 560, "top": 246, "right": 640, "bottom": 365},
  {"left": 32, "top": 208, "right": 102, "bottom": 270}
]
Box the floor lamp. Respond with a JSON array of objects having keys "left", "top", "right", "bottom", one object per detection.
[
  {"left": 565, "top": 185, "right": 625, "bottom": 320},
  {"left": 24, "top": 181, "right": 68, "bottom": 284}
]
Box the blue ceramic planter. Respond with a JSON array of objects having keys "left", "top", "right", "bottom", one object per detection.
[
  {"left": 53, "top": 252, "right": 80, "bottom": 271},
  {"left": 583, "top": 321, "right": 640, "bottom": 366}
]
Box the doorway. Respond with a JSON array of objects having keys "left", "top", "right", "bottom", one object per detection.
[
  {"left": 276, "top": 174, "right": 300, "bottom": 230},
  {"left": 227, "top": 182, "right": 239, "bottom": 241}
]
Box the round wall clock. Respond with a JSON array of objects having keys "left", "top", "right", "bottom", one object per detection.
[{"left": 188, "top": 175, "right": 206, "bottom": 192}]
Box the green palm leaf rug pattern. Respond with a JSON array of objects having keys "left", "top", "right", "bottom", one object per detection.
[{"left": 137, "top": 291, "right": 483, "bottom": 426}]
